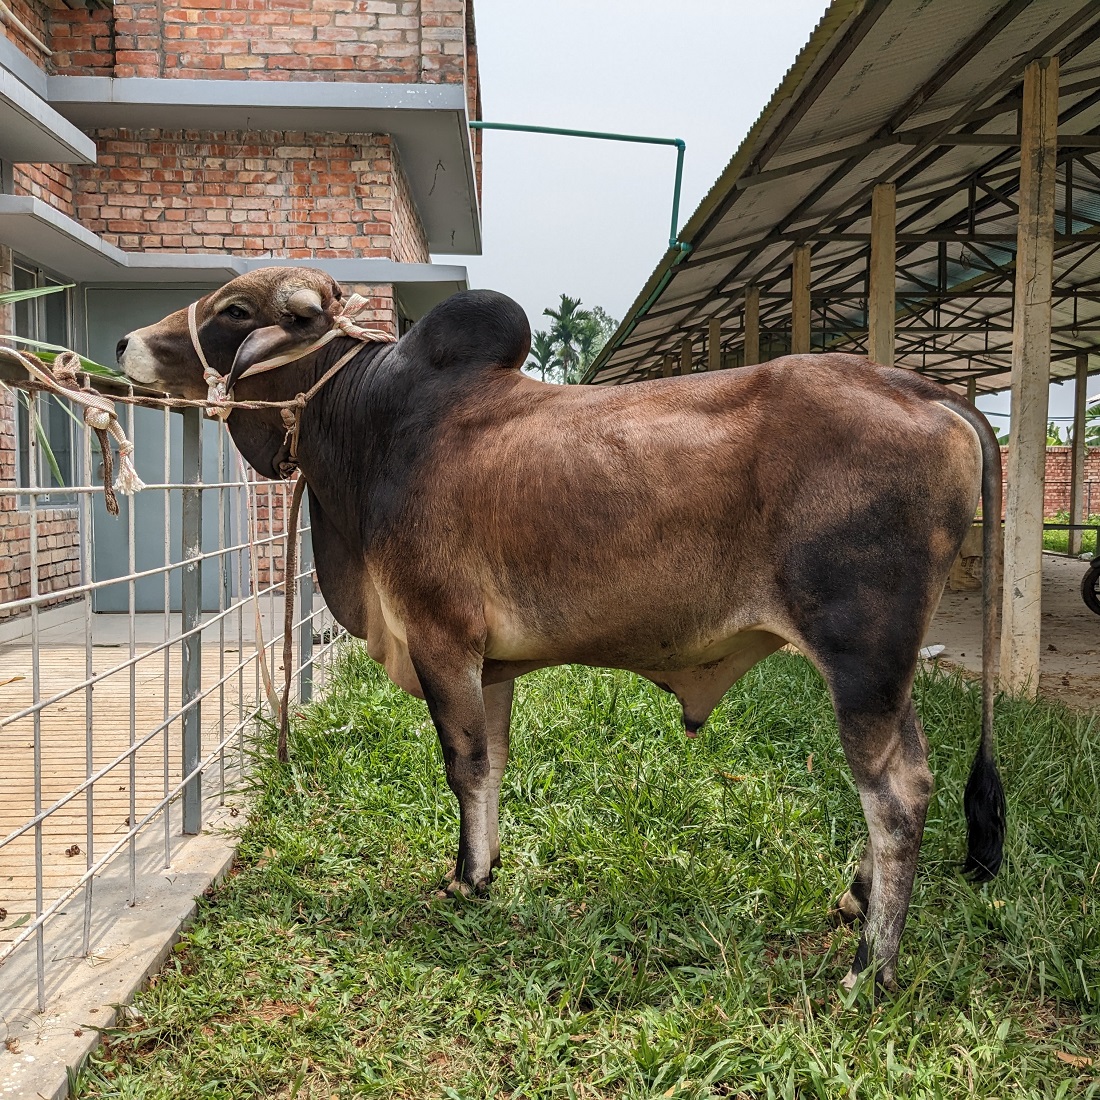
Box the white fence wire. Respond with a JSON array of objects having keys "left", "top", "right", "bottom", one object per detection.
[{"left": 0, "top": 388, "right": 339, "bottom": 1019}]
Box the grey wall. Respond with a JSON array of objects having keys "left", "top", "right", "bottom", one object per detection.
[{"left": 84, "top": 286, "right": 240, "bottom": 613}]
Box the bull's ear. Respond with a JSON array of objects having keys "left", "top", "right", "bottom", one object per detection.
[{"left": 227, "top": 324, "right": 311, "bottom": 390}]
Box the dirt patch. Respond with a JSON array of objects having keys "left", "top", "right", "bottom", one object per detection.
[{"left": 927, "top": 553, "right": 1100, "bottom": 710}]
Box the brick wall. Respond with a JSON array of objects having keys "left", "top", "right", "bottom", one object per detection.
[
  {"left": 48, "top": 0, "right": 471, "bottom": 83},
  {"left": 0, "top": 505, "right": 81, "bottom": 620},
  {"left": 389, "top": 145, "right": 429, "bottom": 263},
  {"left": 12, "top": 163, "right": 76, "bottom": 218},
  {"left": 252, "top": 479, "right": 289, "bottom": 591},
  {"left": 3, "top": 0, "right": 477, "bottom": 618},
  {"left": 73, "top": 129, "right": 421, "bottom": 259},
  {"left": 1, "top": 0, "right": 50, "bottom": 67},
  {"left": 998, "top": 446, "right": 1100, "bottom": 518},
  {"left": 45, "top": 1, "right": 114, "bottom": 74}
]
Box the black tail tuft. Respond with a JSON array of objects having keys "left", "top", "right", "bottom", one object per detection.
[{"left": 962, "top": 745, "right": 1005, "bottom": 881}]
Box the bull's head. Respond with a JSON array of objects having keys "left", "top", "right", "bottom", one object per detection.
[{"left": 117, "top": 266, "right": 344, "bottom": 400}]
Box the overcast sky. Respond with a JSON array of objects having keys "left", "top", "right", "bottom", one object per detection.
[{"left": 443, "top": 0, "right": 1087, "bottom": 426}]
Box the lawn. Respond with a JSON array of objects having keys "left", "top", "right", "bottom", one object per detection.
[
  {"left": 1042, "top": 513, "right": 1100, "bottom": 557},
  {"left": 75, "top": 648, "right": 1100, "bottom": 1099}
]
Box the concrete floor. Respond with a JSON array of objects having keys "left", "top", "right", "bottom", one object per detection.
[
  {"left": 0, "top": 600, "right": 340, "bottom": 1099},
  {"left": 927, "top": 552, "right": 1100, "bottom": 709}
]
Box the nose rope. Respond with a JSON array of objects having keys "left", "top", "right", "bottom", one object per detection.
[
  {"left": 4, "top": 294, "right": 394, "bottom": 760},
  {"left": 185, "top": 291, "right": 395, "bottom": 762}
]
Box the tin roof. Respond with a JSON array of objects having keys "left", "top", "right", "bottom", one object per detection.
[{"left": 586, "top": 0, "right": 1100, "bottom": 393}]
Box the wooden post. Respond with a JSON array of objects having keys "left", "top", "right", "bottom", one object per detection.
[
  {"left": 791, "top": 244, "right": 811, "bottom": 354},
  {"left": 1001, "top": 56, "right": 1058, "bottom": 694},
  {"left": 679, "top": 336, "right": 692, "bottom": 375},
  {"left": 744, "top": 286, "right": 760, "bottom": 366},
  {"left": 1069, "top": 351, "right": 1088, "bottom": 557},
  {"left": 966, "top": 376, "right": 977, "bottom": 405},
  {"left": 867, "top": 183, "right": 896, "bottom": 366},
  {"left": 662, "top": 353, "right": 675, "bottom": 378},
  {"left": 708, "top": 317, "right": 722, "bottom": 371}
]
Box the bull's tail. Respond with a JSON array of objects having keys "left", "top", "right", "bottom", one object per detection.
[{"left": 941, "top": 395, "right": 1005, "bottom": 881}]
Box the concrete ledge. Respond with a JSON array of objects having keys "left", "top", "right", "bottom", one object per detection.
[
  {"left": 0, "top": 64, "right": 97, "bottom": 164},
  {"left": 0, "top": 798, "right": 246, "bottom": 1100},
  {"left": 47, "top": 76, "right": 481, "bottom": 254},
  {"left": 0, "top": 195, "right": 467, "bottom": 313}
]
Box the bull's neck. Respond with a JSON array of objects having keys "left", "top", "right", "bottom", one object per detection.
[{"left": 274, "top": 339, "right": 415, "bottom": 554}]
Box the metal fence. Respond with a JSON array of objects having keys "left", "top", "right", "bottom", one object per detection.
[{"left": 0, "top": 390, "right": 339, "bottom": 1019}]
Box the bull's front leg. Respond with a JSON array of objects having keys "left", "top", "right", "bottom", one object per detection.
[
  {"left": 484, "top": 679, "right": 514, "bottom": 872},
  {"left": 411, "top": 644, "right": 497, "bottom": 896}
]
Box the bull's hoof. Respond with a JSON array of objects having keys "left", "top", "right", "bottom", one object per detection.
[
  {"left": 435, "top": 869, "right": 490, "bottom": 900},
  {"left": 841, "top": 966, "right": 897, "bottom": 995},
  {"left": 834, "top": 889, "right": 867, "bottom": 926}
]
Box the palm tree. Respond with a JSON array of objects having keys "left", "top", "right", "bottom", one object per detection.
[
  {"left": 543, "top": 295, "right": 589, "bottom": 384},
  {"left": 526, "top": 329, "right": 558, "bottom": 382}
]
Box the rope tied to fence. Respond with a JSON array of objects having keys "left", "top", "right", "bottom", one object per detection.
[{"left": 0, "top": 346, "right": 145, "bottom": 515}]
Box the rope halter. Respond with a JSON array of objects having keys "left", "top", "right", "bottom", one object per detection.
[{"left": 189, "top": 291, "right": 394, "bottom": 422}]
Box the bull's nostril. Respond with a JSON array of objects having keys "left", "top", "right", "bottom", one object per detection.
[{"left": 116, "top": 337, "right": 129, "bottom": 363}]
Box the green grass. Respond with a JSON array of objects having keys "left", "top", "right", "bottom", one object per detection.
[
  {"left": 1043, "top": 513, "right": 1099, "bottom": 557},
  {"left": 75, "top": 649, "right": 1100, "bottom": 1099}
]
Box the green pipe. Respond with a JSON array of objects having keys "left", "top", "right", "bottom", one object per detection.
[
  {"left": 469, "top": 120, "right": 689, "bottom": 251},
  {"left": 611, "top": 241, "right": 693, "bottom": 348}
]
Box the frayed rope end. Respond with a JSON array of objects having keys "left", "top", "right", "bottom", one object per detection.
[{"left": 114, "top": 443, "right": 145, "bottom": 496}]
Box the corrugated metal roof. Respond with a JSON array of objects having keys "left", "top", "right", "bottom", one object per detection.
[{"left": 587, "top": 0, "right": 1100, "bottom": 392}]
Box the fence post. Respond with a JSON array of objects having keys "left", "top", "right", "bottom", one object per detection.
[
  {"left": 181, "top": 408, "right": 203, "bottom": 835},
  {"left": 298, "top": 493, "right": 315, "bottom": 704}
]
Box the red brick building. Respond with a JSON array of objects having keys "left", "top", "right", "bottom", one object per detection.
[{"left": 0, "top": 0, "right": 481, "bottom": 614}]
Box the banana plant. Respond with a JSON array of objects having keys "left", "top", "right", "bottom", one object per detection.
[
  {"left": 0, "top": 282, "right": 122, "bottom": 376},
  {"left": 0, "top": 283, "right": 123, "bottom": 487}
]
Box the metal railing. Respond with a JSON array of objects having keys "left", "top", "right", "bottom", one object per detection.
[{"left": 0, "top": 389, "right": 339, "bottom": 1017}]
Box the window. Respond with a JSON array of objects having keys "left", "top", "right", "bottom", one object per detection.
[{"left": 13, "top": 263, "right": 75, "bottom": 503}]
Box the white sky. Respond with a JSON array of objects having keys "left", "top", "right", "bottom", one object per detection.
[{"left": 442, "top": 0, "right": 1089, "bottom": 428}]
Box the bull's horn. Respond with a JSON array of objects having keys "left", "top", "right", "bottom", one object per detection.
[{"left": 286, "top": 287, "right": 324, "bottom": 318}]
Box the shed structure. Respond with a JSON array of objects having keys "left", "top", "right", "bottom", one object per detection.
[{"left": 585, "top": 0, "right": 1100, "bottom": 694}]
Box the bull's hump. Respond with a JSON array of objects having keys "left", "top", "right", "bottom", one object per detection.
[{"left": 413, "top": 289, "right": 531, "bottom": 374}]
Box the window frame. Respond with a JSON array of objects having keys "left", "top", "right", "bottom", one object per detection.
[{"left": 11, "top": 258, "right": 77, "bottom": 506}]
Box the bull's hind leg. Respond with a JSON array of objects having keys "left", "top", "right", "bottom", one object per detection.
[{"left": 835, "top": 698, "right": 932, "bottom": 990}]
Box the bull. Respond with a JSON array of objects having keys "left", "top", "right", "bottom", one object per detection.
[{"left": 118, "top": 266, "right": 1005, "bottom": 991}]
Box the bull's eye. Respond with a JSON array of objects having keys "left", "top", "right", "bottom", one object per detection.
[{"left": 223, "top": 304, "right": 250, "bottom": 321}]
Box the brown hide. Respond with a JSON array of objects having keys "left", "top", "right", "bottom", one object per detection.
[
  {"left": 364, "top": 361, "right": 980, "bottom": 718},
  {"left": 118, "top": 269, "right": 1005, "bottom": 992}
]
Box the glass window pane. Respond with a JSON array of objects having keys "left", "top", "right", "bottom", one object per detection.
[
  {"left": 12, "top": 268, "right": 74, "bottom": 497},
  {"left": 13, "top": 265, "right": 36, "bottom": 342},
  {"left": 43, "top": 278, "right": 68, "bottom": 347}
]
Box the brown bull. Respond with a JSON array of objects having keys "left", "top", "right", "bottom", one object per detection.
[{"left": 118, "top": 266, "right": 1005, "bottom": 990}]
